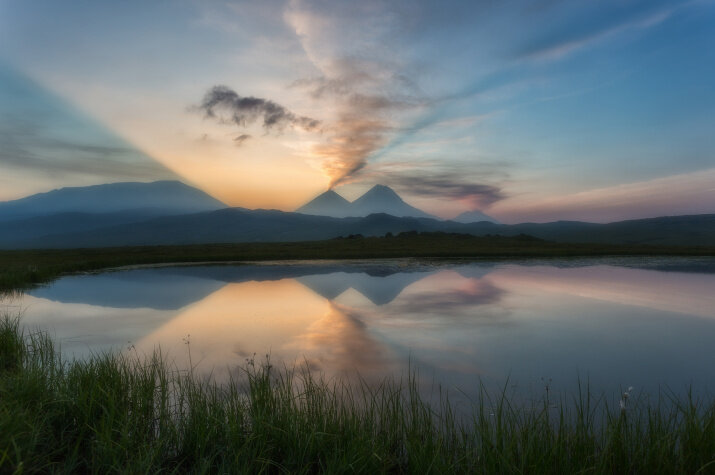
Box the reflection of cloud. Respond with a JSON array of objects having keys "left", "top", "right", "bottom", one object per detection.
[
  {"left": 489, "top": 264, "right": 715, "bottom": 319},
  {"left": 389, "top": 278, "right": 504, "bottom": 315}
]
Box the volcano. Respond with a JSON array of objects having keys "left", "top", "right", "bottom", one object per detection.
[
  {"left": 296, "top": 185, "right": 434, "bottom": 219},
  {"left": 295, "top": 189, "right": 354, "bottom": 218}
]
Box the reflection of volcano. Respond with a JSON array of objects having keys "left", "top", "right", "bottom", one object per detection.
[
  {"left": 297, "top": 272, "right": 432, "bottom": 305},
  {"left": 19, "top": 260, "right": 715, "bottom": 400},
  {"left": 29, "top": 262, "right": 448, "bottom": 310},
  {"left": 29, "top": 270, "right": 224, "bottom": 310}
]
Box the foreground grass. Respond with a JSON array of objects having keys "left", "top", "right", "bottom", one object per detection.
[
  {"left": 2, "top": 232, "right": 714, "bottom": 293},
  {"left": 1, "top": 317, "right": 714, "bottom": 473}
]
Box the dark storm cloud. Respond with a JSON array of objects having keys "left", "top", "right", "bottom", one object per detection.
[
  {"left": 197, "top": 85, "right": 320, "bottom": 133},
  {"left": 388, "top": 172, "right": 506, "bottom": 209}
]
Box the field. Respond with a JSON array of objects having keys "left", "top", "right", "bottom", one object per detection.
[{"left": 2, "top": 232, "right": 714, "bottom": 292}]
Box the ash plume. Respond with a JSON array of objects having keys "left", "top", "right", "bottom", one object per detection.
[{"left": 293, "top": 63, "right": 425, "bottom": 189}]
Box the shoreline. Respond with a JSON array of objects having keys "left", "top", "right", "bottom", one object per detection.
[{"left": 2, "top": 233, "right": 715, "bottom": 292}]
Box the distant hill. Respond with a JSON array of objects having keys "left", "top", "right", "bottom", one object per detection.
[
  {"left": 2, "top": 207, "right": 713, "bottom": 249},
  {"left": 296, "top": 185, "right": 435, "bottom": 219},
  {"left": 0, "top": 180, "right": 226, "bottom": 222},
  {"left": 0, "top": 210, "right": 176, "bottom": 247},
  {"left": 296, "top": 190, "right": 353, "bottom": 218},
  {"left": 453, "top": 210, "right": 500, "bottom": 224},
  {"left": 1, "top": 181, "right": 713, "bottom": 249}
]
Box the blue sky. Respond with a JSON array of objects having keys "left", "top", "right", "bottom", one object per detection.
[{"left": 1, "top": 0, "right": 714, "bottom": 222}]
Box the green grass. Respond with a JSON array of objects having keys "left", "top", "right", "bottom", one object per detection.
[
  {"left": 2, "top": 232, "right": 714, "bottom": 293},
  {"left": 1, "top": 315, "right": 714, "bottom": 474}
]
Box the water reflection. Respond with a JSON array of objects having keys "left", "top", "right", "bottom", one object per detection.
[
  {"left": 488, "top": 264, "right": 715, "bottom": 319},
  {"left": 10, "top": 258, "right": 715, "bottom": 398}
]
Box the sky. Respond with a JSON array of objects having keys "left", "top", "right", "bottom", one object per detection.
[{"left": 1, "top": 0, "right": 714, "bottom": 223}]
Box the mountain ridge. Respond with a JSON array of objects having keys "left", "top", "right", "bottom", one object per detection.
[
  {"left": 0, "top": 180, "right": 227, "bottom": 222},
  {"left": 1, "top": 207, "right": 713, "bottom": 249},
  {"left": 1, "top": 181, "right": 712, "bottom": 249}
]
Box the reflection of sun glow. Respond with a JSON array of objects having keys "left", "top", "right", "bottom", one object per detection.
[
  {"left": 134, "top": 279, "right": 330, "bottom": 379},
  {"left": 286, "top": 301, "right": 399, "bottom": 381},
  {"left": 133, "top": 278, "right": 399, "bottom": 381}
]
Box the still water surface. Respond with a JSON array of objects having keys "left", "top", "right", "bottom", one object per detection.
[{"left": 6, "top": 258, "right": 715, "bottom": 399}]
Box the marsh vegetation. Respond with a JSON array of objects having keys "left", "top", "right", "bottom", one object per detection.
[{"left": 2, "top": 316, "right": 714, "bottom": 473}]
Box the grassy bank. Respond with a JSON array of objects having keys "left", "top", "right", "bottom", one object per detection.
[
  {"left": 1, "top": 316, "right": 714, "bottom": 473},
  {"left": 2, "top": 232, "right": 715, "bottom": 292}
]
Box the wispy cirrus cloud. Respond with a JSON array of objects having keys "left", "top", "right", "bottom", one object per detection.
[
  {"left": 492, "top": 168, "right": 715, "bottom": 223},
  {"left": 517, "top": 2, "right": 689, "bottom": 61}
]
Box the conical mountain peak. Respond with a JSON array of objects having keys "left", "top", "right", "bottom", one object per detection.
[
  {"left": 314, "top": 189, "right": 350, "bottom": 203},
  {"left": 352, "top": 184, "right": 434, "bottom": 219},
  {"left": 453, "top": 210, "right": 500, "bottom": 224},
  {"left": 296, "top": 184, "right": 436, "bottom": 219},
  {"left": 296, "top": 189, "right": 352, "bottom": 218},
  {"left": 359, "top": 184, "right": 402, "bottom": 200},
  {"left": 367, "top": 184, "right": 395, "bottom": 193}
]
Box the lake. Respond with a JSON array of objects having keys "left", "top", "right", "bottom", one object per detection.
[{"left": 5, "top": 257, "right": 715, "bottom": 402}]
